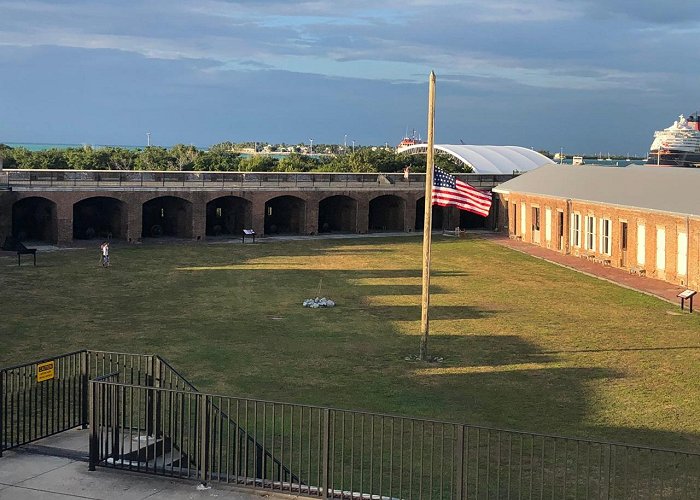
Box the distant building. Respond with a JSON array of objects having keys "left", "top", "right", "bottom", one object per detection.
[{"left": 493, "top": 165, "right": 700, "bottom": 289}]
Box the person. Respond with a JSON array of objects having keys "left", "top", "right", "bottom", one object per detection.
[{"left": 100, "top": 241, "right": 110, "bottom": 267}]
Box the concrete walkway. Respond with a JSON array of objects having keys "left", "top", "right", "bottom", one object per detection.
[
  {"left": 0, "top": 429, "right": 295, "bottom": 500},
  {"left": 481, "top": 232, "right": 692, "bottom": 309}
]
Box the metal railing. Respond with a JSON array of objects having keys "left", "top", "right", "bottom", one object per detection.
[
  {"left": 2, "top": 169, "right": 515, "bottom": 191},
  {"left": 5, "top": 351, "right": 699, "bottom": 498},
  {"left": 1, "top": 350, "right": 88, "bottom": 455},
  {"left": 88, "top": 380, "right": 700, "bottom": 499}
]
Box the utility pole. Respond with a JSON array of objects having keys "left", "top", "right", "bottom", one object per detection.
[
  {"left": 147, "top": 132, "right": 151, "bottom": 147},
  {"left": 352, "top": 140, "right": 355, "bottom": 153},
  {"left": 310, "top": 138, "right": 313, "bottom": 154}
]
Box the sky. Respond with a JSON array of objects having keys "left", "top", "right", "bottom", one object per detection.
[{"left": 1, "top": 0, "right": 699, "bottom": 155}]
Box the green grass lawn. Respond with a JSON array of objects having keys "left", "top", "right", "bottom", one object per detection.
[{"left": 2, "top": 235, "right": 699, "bottom": 452}]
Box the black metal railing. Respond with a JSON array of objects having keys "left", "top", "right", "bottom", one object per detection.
[
  {"left": 4, "top": 351, "right": 699, "bottom": 499},
  {"left": 0, "top": 350, "right": 88, "bottom": 455},
  {"left": 2, "top": 169, "right": 515, "bottom": 190},
  {"left": 88, "top": 380, "right": 700, "bottom": 499}
]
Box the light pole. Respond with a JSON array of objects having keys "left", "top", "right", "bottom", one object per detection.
[
  {"left": 310, "top": 138, "right": 313, "bottom": 155},
  {"left": 352, "top": 140, "right": 355, "bottom": 153},
  {"left": 344, "top": 134, "right": 347, "bottom": 153},
  {"left": 147, "top": 132, "right": 151, "bottom": 147}
]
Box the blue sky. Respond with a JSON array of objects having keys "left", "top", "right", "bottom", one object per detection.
[{"left": 1, "top": 0, "right": 699, "bottom": 155}]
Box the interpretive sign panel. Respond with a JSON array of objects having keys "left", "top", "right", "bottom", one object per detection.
[
  {"left": 678, "top": 290, "right": 697, "bottom": 299},
  {"left": 37, "top": 360, "right": 55, "bottom": 382}
]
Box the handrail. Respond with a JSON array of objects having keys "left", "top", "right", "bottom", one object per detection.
[{"left": 154, "top": 355, "right": 299, "bottom": 484}]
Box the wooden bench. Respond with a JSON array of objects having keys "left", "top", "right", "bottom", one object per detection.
[
  {"left": 16, "top": 242, "right": 37, "bottom": 266},
  {"left": 242, "top": 229, "right": 256, "bottom": 243}
]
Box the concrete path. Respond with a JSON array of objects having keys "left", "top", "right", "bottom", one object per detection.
[
  {"left": 0, "top": 429, "right": 295, "bottom": 500},
  {"left": 481, "top": 232, "right": 692, "bottom": 309}
]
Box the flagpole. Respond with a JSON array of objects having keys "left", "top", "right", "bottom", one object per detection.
[{"left": 419, "top": 71, "right": 436, "bottom": 361}]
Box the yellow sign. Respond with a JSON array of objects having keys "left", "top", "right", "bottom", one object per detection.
[{"left": 37, "top": 361, "right": 55, "bottom": 382}]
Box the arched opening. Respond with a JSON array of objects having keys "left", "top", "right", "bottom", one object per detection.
[
  {"left": 206, "top": 196, "right": 251, "bottom": 237},
  {"left": 264, "top": 196, "right": 306, "bottom": 235},
  {"left": 459, "top": 210, "right": 492, "bottom": 230},
  {"left": 12, "top": 197, "right": 57, "bottom": 244},
  {"left": 73, "top": 197, "right": 127, "bottom": 240},
  {"left": 414, "top": 198, "right": 447, "bottom": 231},
  {"left": 318, "top": 195, "right": 357, "bottom": 233},
  {"left": 142, "top": 196, "right": 193, "bottom": 238},
  {"left": 368, "top": 195, "right": 405, "bottom": 232}
]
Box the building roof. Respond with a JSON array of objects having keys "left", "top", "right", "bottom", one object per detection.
[
  {"left": 493, "top": 164, "right": 700, "bottom": 217},
  {"left": 399, "top": 144, "right": 555, "bottom": 174}
]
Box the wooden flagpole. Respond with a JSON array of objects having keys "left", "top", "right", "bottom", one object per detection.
[{"left": 419, "top": 71, "right": 436, "bottom": 361}]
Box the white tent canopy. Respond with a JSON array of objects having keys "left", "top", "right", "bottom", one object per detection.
[{"left": 400, "top": 144, "right": 555, "bottom": 174}]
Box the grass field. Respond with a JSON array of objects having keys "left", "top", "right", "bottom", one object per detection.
[{"left": 1, "top": 235, "right": 699, "bottom": 453}]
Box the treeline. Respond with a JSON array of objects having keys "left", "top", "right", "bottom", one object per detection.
[{"left": 0, "top": 143, "right": 471, "bottom": 173}]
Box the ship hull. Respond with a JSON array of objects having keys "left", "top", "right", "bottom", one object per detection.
[{"left": 646, "top": 150, "right": 700, "bottom": 167}]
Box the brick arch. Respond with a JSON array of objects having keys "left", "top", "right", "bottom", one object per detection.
[
  {"left": 414, "top": 196, "right": 448, "bottom": 231},
  {"left": 264, "top": 195, "right": 306, "bottom": 235},
  {"left": 142, "top": 195, "right": 193, "bottom": 239},
  {"left": 318, "top": 195, "right": 358, "bottom": 233},
  {"left": 12, "top": 196, "right": 58, "bottom": 244},
  {"left": 73, "top": 196, "right": 128, "bottom": 240},
  {"left": 205, "top": 195, "right": 252, "bottom": 237},
  {"left": 368, "top": 194, "right": 406, "bottom": 232}
]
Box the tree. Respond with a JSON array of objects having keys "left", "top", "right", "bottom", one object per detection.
[
  {"left": 105, "top": 148, "right": 138, "bottom": 170},
  {"left": 135, "top": 147, "right": 176, "bottom": 171},
  {"left": 194, "top": 150, "right": 241, "bottom": 171},
  {"left": 238, "top": 155, "right": 277, "bottom": 172},
  {"left": 171, "top": 144, "right": 200, "bottom": 171},
  {"left": 208, "top": 141, "right": 236, "bottom": 154},
  {"left": 276, "top": 153, "right": 317, "bottom": 172}
]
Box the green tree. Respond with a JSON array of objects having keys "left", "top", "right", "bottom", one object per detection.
[
  {"left": 105, "top": 147, "right": 138, "bottom": 170},
  {"left": 275, "top": 153, "right": 317, "bottom": 172},
  {"left": 135, "top": 146, "right": 176, "bottom": 171},
  {"left": 171, "top": 144, "right": 200, "bottom": 171},
  {"left": 209, "top": 141, "right": 236, "bottom": 153},
  {"left": 238, "top": 155, "right": 277, "bottom": 172},
  {"left": 194, "top": 150, "right": 241, "bottom": 171}
]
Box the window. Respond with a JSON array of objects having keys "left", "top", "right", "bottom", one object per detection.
[
  {"left": 532, "top": 207, "right": 541, "bottom": 231},
  {"left": 216, "top": 207, "right": 222, "bottom": 217},
  {"left": 520, "top": 203, "right": 527, "bottom": 236},
  {"left": 545, "top": 208, "right": 552, "bottom": 242},
  {"left": 570, "top": 213, "right": 581, "bottom": 247},
  {"left": 600, "top": 218, "right": 612, "bottom": 255},
  {"left": 584, "top": 215, "right": 596, "bottom": 251}
]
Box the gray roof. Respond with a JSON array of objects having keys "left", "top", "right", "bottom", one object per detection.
[
  {"left": 493, "top": 164, "right": 700, "bottom": 217},
  {"left": 400, "top": 144, "right": 555, "bottom": 174}
]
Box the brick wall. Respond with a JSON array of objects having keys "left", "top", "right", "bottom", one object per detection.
[{"left": 501, "top": 193, "right": 700, "bottom": 289}]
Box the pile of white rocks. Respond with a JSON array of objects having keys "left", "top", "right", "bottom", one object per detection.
[{"left": 303, "top": 297, "right": 336, "bottom": 308}]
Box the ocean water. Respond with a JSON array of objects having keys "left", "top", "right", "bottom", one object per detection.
[{"left": 3, "top": 142, "right": 142, "bottom": 151}]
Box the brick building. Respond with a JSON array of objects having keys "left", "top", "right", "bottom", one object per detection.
[{"left": 493, "top": 165, "right": 700, "bottom": 290}]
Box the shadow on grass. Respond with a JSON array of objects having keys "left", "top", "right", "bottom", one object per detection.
[
  {"left": 367, "top": 304, "right": 495, "bottom": 320},
  {"left": 354, "top": 284, "right": 448, "bottom": 296}
]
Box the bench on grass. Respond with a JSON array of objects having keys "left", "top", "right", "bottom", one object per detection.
[
  {"left": 242, "top": 229, "right": 256, "bottom": 243},
  {"left": 17, "top": 242, "right": 37, "bottom": 266}
]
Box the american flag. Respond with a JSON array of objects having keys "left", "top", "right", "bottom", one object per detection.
[{"left": 431, "top": 166, "right": 492, "bottom": 217}]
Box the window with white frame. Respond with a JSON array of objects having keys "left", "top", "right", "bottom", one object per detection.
[
  {"left": 570, "top": 213, "right": 581, "bottom": 247},
  {"left": 600, "top": 218, "right": 612, "bottom": 255},
  {"left": 584, "top": 215, "right": 596, "bottom": 251}
]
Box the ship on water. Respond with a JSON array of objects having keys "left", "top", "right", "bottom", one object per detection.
[
  {"left": 396, "top": 129, "right": 425, "bottom": 152},
  {"left": 646, "top": 113, "right": 700, "bottom": 167}
]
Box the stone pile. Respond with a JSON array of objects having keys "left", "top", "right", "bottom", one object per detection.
[{"left": 303, "top": 297, "right": 336, "bottom": 308}]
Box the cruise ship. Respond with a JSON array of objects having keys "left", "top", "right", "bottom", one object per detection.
[{"left": 646, "top": 113, "right": 700, "bottom": 167}]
